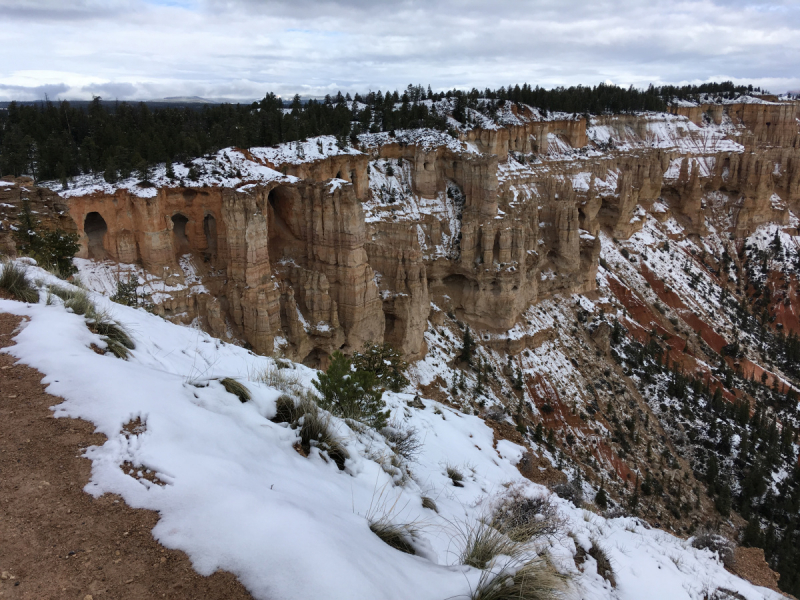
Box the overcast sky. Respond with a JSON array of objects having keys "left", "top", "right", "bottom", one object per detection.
[{"left": 1, "top": 0, "right": 799, "bottom": 102}]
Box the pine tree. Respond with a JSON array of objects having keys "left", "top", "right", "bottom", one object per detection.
[
  {"left": 313, "top": 351, "right": 388, "bottom": 428},
  {"left": 459, "top": 326, "right": 475, "bottom": 365},
  {"left": 596, "top": 482, "right": 609, "bottom": 509}
]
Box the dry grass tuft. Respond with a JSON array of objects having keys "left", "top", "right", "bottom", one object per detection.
[
  {"left": 446, "top": 463, "right": 465, "bottom": 487},
  {"left": 588, "top": 538, "right": 615, "bottom": 587},
  {"left": 258, "top": 364, "right": 304, "bottom": 395},
  {"left": 220, "top": 378, "right": 251, "bottom": 403},
  {"left": 0, "top": 261, "right": 39, "bottom": 303},
  {"left": 458, "top": 519, "right": 520, "bottom": 569},
  {"left": 471, "top": 554, "right": 569, "bottom": 600},
  {"left": 272, "top": 392, "right": 349, "bottom": 470},
  {"left": 369, "top": 519, "right": 417, "bottom": 555},
  {"left": 421, "top": 496, "right": 438, "bottom": 513}
]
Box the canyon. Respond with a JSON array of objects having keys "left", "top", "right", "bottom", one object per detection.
[{"left": 2, "top": 96, "right": 796, "bottom": 366}]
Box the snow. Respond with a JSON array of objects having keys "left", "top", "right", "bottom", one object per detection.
[
  {"left": 0, "top": 180, "right": 15, "bottom": 187},
  {"left": 0, "top": 260, "right": 785, "bottom": 600}
]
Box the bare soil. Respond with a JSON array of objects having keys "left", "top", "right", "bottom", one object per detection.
[{"left": 0, "top": 312, "right": 254, "bottom": 599}]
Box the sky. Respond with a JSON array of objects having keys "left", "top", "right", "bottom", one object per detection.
[{"left": 1, "top": 0, "right": 799, "bottom": 102}]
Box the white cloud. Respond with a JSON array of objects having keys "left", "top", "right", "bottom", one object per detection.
[{"left": 1, "top": 0, "right": 798, "bottom": 101}]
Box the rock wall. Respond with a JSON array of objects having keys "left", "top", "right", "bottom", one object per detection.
[{"left": 6, "top": 98, "right": 798, "bottom": 365}]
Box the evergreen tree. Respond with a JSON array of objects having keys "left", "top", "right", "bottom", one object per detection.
[
  {"left": 459, "top": 326, "right": 475, "bottom": 365},
  {"left": 313, "top": 351, "right": 388, "bottom": 428}
]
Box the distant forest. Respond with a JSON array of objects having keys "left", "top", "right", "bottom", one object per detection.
[{"left": 0, "top": 81, "right": 765, "bottom": 183}]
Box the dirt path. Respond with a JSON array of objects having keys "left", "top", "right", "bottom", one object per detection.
[{"left": 0, "top": 313, "right": 254, "bottom": 600}]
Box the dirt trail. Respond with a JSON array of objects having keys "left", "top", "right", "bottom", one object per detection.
[{"left": 0, "top": 312, "right": 254, "bottom": 599}]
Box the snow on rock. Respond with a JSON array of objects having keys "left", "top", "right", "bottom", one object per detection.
[{"left": 0, "top": 260, "right": 785, "bottom": 600}]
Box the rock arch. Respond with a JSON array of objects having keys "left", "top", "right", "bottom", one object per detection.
[{"left": 84, "top": 212, "right": 108, "bottom": 260}]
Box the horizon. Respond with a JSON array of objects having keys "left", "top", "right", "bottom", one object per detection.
[{"left": 2, "top": 0, "right": 799, "bottom": 103}]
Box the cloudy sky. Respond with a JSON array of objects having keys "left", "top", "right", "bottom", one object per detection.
[{"left": 2, "top": 0, "right": 799, "bottom": 102}]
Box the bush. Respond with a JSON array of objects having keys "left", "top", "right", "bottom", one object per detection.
[
  {"left": 493, "top": 492, "right": 564, "bottom": 543},
  {"left": 13, "top": 201, "right": 79, "bottom": 277},
  {"left": 352, "top": 342, "right": 409, "bottom": 392},
  {"left": 691, "top": 530, "right": 735, "bottom": 567},
  {"left": 0, "top": 261, "right": 39, "bottom": 303},
  {"left": 551, "top": 481, "right": 584, "bottom": 508},
  {"left": 421, "top": 496, "right": 438, "bottom": 512},
  {"left": 313, "top": 351, "right": 388, "bottom": 429},
  {"left": 380, "top": 419, "right": 421, "bottom": 462},
  {"left": 220, "top": 378, "right": 251, "bottom": 403},
  {"left": 88, "top": 308, "right": 136, "bottom": 359},
  {"left": 110, "top": 274, "right": 140, "bottom": 307}
]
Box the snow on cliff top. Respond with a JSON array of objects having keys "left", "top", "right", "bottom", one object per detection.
[
  {"left": 0, "top": 260, "right": 784, "bottom": 600},
  {"left": 42, "top": 135, "right": 363, "bottom": 199}
]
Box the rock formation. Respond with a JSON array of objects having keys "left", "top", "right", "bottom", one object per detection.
[{"left": 3, "top": 96, "right": 799, "bottom": 365}]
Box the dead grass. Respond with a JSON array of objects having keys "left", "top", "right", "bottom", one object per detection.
[
  {"left": 271, "top": 392, "right": 348, "bottom": 470},
  {"left": 0, "top": 261, "right": 39, "bottom": 303},
  {"left": 369, "top": 519, "right": 418, "bottom": 555},
  {"left": 220, "top": 378, "right": 251, "bottom": 403},
  {"left": 471, "top": 554, "right": 569, "bottom": 600},
  {"left": 257, "top": 364, "right": 304, "bottom": 395},
  {"left": 588, "top": 538, "right": 615, "bottom": 587},
  {"left": 458, "top": 518, "right": 520, "bottom": 569}
]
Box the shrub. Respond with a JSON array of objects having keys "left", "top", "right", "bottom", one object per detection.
[
  {"left": 220, "top": 378, "right": 251, "bottom": 403},
  {"left": 471, "top": 555, "right": 568, "bottom": 600},
  {"left": 13, "top": 201, "right": 79, "bottom": 277},
  {"left": 273, "top": 394, "right": 298, "bottom": 423},
  {"left": 48, "top": 286, "right": 135, "bottom": 359},
  {"left": 550, "top": 481, "right": 584, "bottom": 508},
  {"left": 313, "top": 351, "right": 388, "bottom": 429},
  {"left": 493, "top": 493, "right": 564, "bottom": 543},
  {"left": 110, "top": 274, "right": 140, "bottom": 307},
  {"left": 369, "top": 519, "right": 416, "bottom": 555},
  {"left": 691, "top": 530, "right": 735, "bottom": 567},
  {"left": 352, "top": 341, "right": 409, "bottom": 392},
  {"left": 380, "top": 419, "right": 421, "bottom": 462},
  {"left": 0, "top": 261, "right": 39, "bottom": 303}
]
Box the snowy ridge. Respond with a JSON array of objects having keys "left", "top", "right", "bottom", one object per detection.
[
  {"left": 41, "top": 135, "right": 364, "bottom": 199},
  {"left": 0, "top": 261, "right": 785, "bottom": 600}
]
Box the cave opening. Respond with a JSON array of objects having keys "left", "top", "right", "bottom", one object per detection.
[
  {"left": 268, "top": 185, "right": 304, "bottom": 264},
  {"left": 203, "top": 214, "right": 217, "bottom": 259},
  {"left": 172, "top": 213, "right": 190, "bottom": 255},
  {"left": 84, "top": 212, "right": 108, "bottom": 260}
]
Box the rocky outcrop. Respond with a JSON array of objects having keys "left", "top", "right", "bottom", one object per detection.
[{"left": 6, "top": 97, "right": 798, "bottom": 365}]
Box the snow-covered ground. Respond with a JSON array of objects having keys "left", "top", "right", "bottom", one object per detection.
[{"left": 0, "top": 260, "right": 784, "bottom": 600}]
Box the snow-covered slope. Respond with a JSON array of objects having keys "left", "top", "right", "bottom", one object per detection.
[{"left": 0, "top": 262, "right": 786, "bottom": 600}]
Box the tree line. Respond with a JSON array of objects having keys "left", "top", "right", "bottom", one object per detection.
[{"left": 0, "top": 80, "right": 764, "bottom": 182}]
